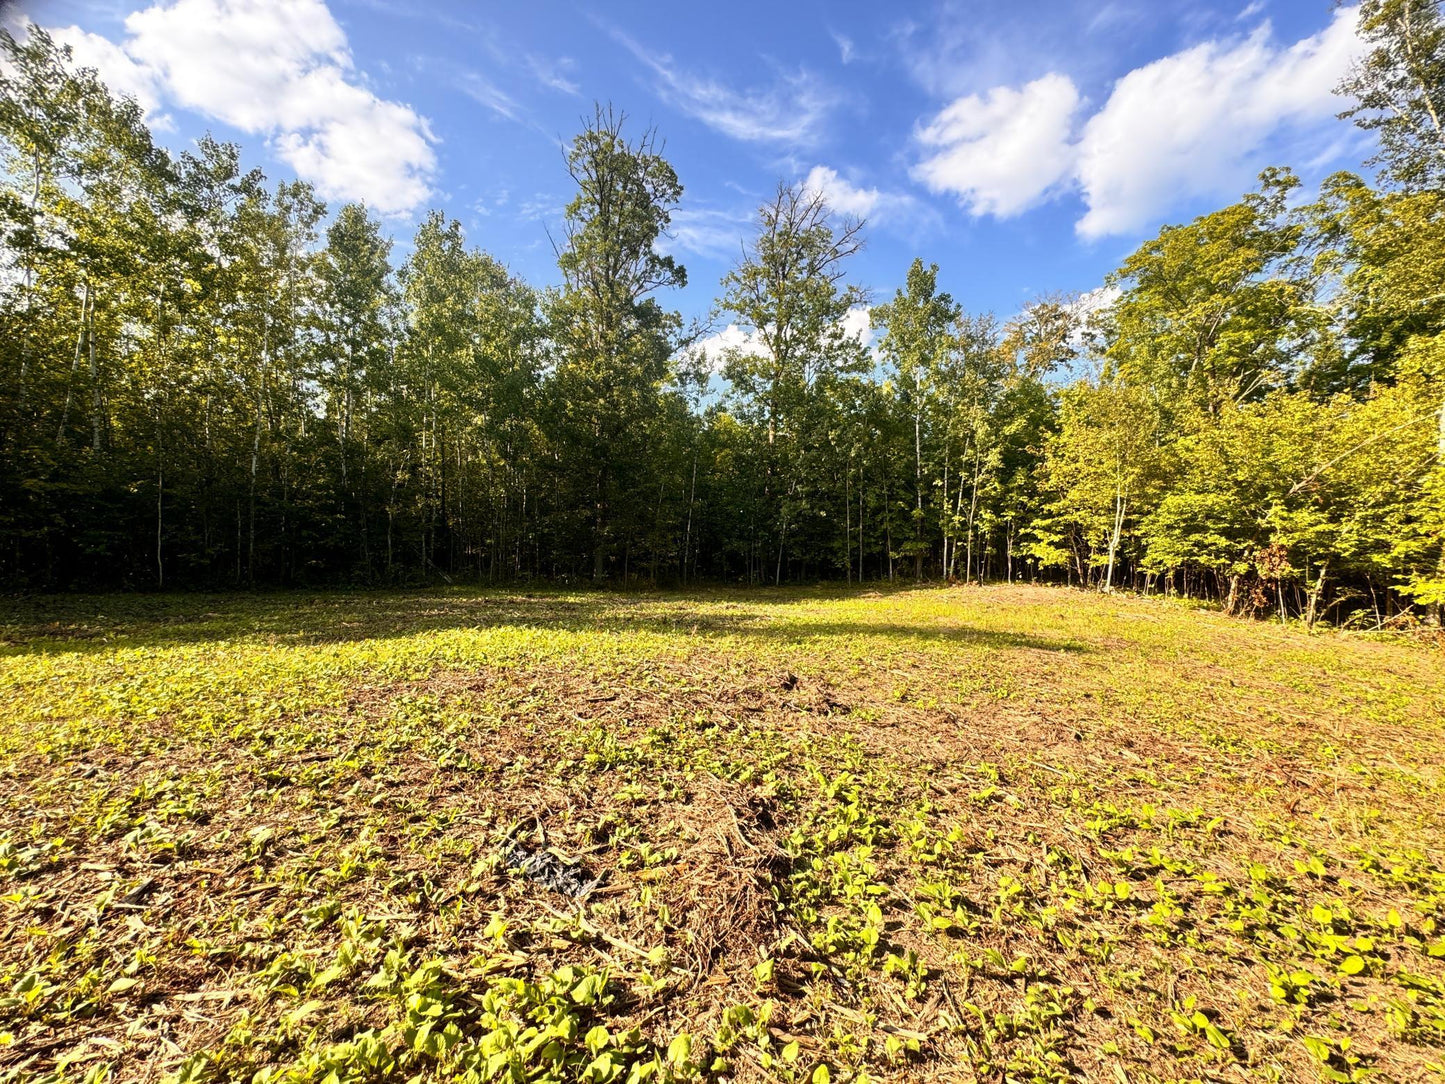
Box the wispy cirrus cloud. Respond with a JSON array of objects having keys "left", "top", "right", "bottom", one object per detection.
[
  {"left": 608, "top": 27, "right": 840, "bottom": 145},
  {"left": 660, "top": 206, "right": 752, "bottom": 261},
  {"left": 423, "top": 52, "right": 570, "bottom": 142},
  {"left": 453, "top": 69, "right": 524, "bottom": 122},
  {"left": 524, "top": 54, "right": 580, "bottom": 96}
]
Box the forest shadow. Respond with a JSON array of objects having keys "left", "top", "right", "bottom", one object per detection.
[{"left": 0, "top": 584, "right": 1090, "bottom": 658}]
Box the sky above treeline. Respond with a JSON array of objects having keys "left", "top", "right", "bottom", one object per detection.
[{"left": 13, "top": 0, "right": 1374, "bottom": 337}]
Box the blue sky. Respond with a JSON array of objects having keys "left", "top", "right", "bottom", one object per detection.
[{"left": 18, "top": 0, "right": 1374, "bottom": 336}]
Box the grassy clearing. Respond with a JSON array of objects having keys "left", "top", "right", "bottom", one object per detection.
[{"left": 1, "top": 584, "right": 1443, "bottom": 1084}]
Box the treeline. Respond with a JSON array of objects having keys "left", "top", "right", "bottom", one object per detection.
[{"left": 1, "top": 3, "right": 1442, "bottom": 627}]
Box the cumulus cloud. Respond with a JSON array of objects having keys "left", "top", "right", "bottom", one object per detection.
[
  {"left": 912, "top": 74, "right": 1081, "bottom": 217},
  {"left": 802, "top": 165, "right": 905, "bottom": 222},
  {"left": 35, "top": 0, "right": 437, "bottom": 216},
  {"left": 804, "top": 166, "right": 879, "bottom": 217},
  {"left": 693, "top": 305, "right": 872, "bottom": 374},
  {"left": 1074, "top": 5, "right": 1363, "bottom": 238},
  {"left": 695, "top": 323, "right": 768, "bottom": 371},
  {"left": 1071, "top": 284, "right": 1122, "bottom": 321},
  {"left": 695, "top": 305, "right": 873, "bottom": 374},
  {"left": 610, "top": 29, "right": 839, "bottom": 145},
  {"left": 1066, "top": 284, "right": 1122, "bottom": 352},
  {"left": 45, "top": 25, "right": 166, "bottom": 115},
  {"left": 912, "top": 6, "right": 1366, "bottom": 238},
  {"left": 840, "top": 304, "right": 874, "bottom": 349}
]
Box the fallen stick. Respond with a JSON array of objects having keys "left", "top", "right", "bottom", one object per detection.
[{"left": 535, "top": 901, "right": 690, "bottom": 977}]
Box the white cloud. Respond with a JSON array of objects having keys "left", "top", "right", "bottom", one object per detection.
[
  {"left": 803, "top": 165, "right": 880, "bottom": 218},
  {"left": 693, "top": 324, "right": 770, "bottom": 378},
  {"left": 46, "top": 25, "right": 165, "bottom": 114},
  {"left": 1071, "top": 284, "right": 1122, "bottom": 322},
  {"left": 695, "top": 305, "right": 872, "bottom": 373},
  {"left": 525, "top": 55, "right": 580, "bottom": 96},
  {"left": 696, "top": 323, "right": 766, "bottom": 371},
  {"left": 456, "top": 70, "right": 523, "bottom": 122},
  {"left": 890, "top": 8, "right": 1039, "bottom": 102},
  {"left": 803, "top": 165, "right": 920, "bottom": 225},
  {"left": 1066, "top": 284, "right": 1121, "bottom": 350},
  {"left": 1074, "top": 5, "right": 1363, "bottom": 238},
  {"left": 841, "top": 304, "right": 873, "bottom": 349},
  {"left": 33, "top": 0, "right": 436, "bottom": 216},
  {"left": 910, "top": 7, "right": 1365, "bottom": 238},
  {"left": 611, "top": 30, "right": 838, "bottom": 145},
  {"left": 515, "top": 194, "right": 560, "bottom": 223},
  {"left": 912, "top": 74, "right": 1081, "bottom": 218},
  {"left": 663, "top": 207, "right": 751, "bottom": 260}
]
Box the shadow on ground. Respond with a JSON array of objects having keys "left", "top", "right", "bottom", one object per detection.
[{"left": 0, "top": 585, "right": 1093, "bottom": 657}]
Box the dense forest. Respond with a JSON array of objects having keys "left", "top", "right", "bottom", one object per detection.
[{"left": 1, "top": 1, "right": 1442, "bottom": 628}]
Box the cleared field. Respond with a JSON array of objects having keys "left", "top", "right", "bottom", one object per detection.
[{"left": 1, "top": 585, "right": 1443, "bottom": 1084}]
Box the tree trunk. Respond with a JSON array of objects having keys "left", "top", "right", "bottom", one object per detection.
[
  {"left": 1104, "top": 483, "right": 1126, "bottom": 591},
  {"left": 90, "top": 295, "right": 103, "bottom": 452},
  {"left": 948, "top": 455, "right": 968, "bottom": 579},
  {"left": 58, "top": 281, "right": 91, "bottom": 442},
  {"left": 1224, "top": 574, "right": 1242, "bottom": 616},
  {"left": 966, "top": 460, "right": 982, "bottom": 584},
  {"left": 884, "top": 473, "right": 893, "bottom": 582},
  {"left": 1432, "top": 395, "right": 1445, "bottom": 625},
  {"left": 16, "top": 153, "right": 42, "bottom": 419},
  {"left": 775, "top": 509, "right": 788, "bottom": 585},
  {"left": 593, "top": 462, "right": 607, "bottom": 581},
  {"left": 683, "top": 445, "right": 697, "bottom": 585},
  {"left": 941, "top": 445, "right": 950, "bottom": 579},
  {"left": 250, "top": 329, "right": 266, "bottom": 584},
  {"left": 1306, "top": 557, "right": 1330, "bottom": 631},
  {"left": 914, "top": 393, "right": 923, "bottom": 580},
  {"left": 156, "top": 451, "right": 164, "bottom": 589}
]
